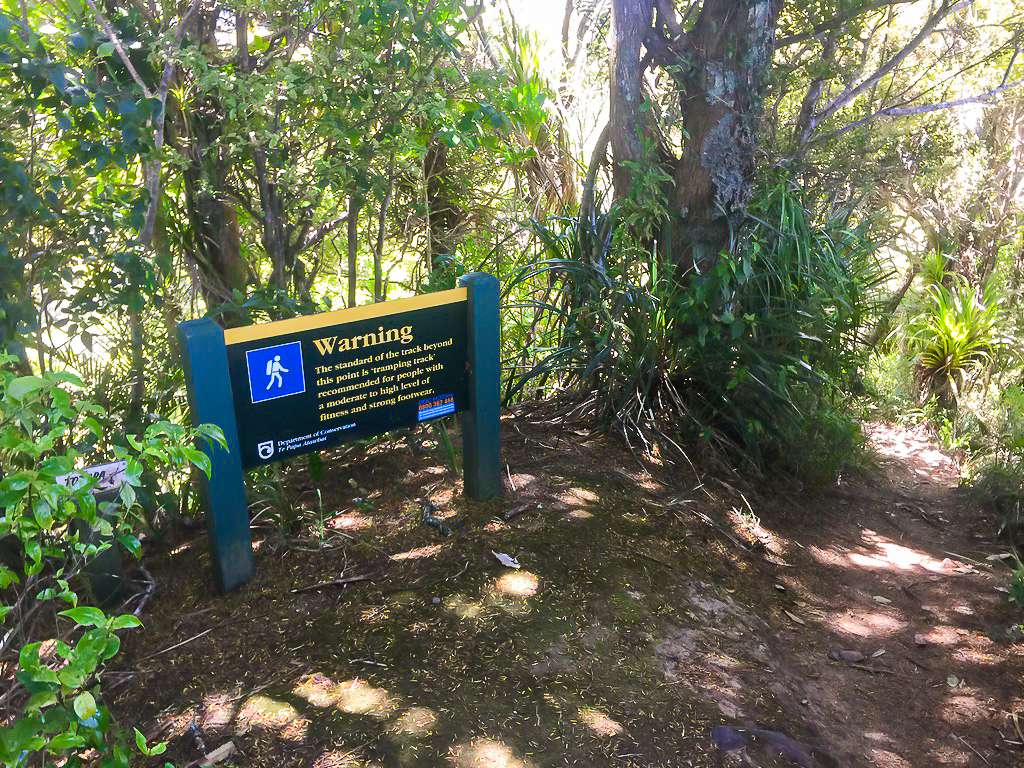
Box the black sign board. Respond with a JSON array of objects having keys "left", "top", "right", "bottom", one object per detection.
[
  {"left": 223, "top": 289, "right": 469, "bottom": 469},
  {"left": 178, "top": 274, "right": 500, "bottom": 593}
]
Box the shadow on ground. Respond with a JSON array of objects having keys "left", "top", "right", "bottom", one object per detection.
[{"left": 107, "top": 418, "right": 1024, "bottom": 767}]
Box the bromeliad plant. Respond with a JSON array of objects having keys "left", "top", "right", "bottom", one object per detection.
[
  {"left": 906, "top": 277, "right": 1011, "bottom": 409},
  {"left": 0, "top": 354, "right": 223, "bottom": 766}
]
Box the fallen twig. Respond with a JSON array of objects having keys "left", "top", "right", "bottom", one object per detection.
[
  {"left": 631, "top": 549, "right": 674, "bottom": 568},
  {"left": 129, "top": 566, "right": 157, "bottom": 617},
  {"left": 901, "top": 653, "right": 931, "bottom": 671},
  {"left": 955, "top": 734, "right": 989, "bottom": 765},
  {"left": 290, "top": 573, "right": 374, "bottom": 594},
  {"left": 502, "top": 502, "right": 532, "bottom": 521},
  {"left": 845, "top": 662, "right": 907, "bottom": 676},
  {"left": 145, "top": 627, "right": 214, "bottom": 659}
]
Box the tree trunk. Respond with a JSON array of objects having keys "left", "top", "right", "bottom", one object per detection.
[
  {"left": 424, "top": 141, "right": 459, "bottom": 273},
  {"left": 347, "top": 195, "right": 361, "bottom": 308},
  {"left": 608, "top": 0, "right": 650, "bottom": 200},
  {"left": 175, "top": 9, "right": 248, "bottom": 310},
  {"left": 374, "top": 156, "right": 396, "bottom": 302},
  {"left": 793, "top": 31, "right": 838, "bottom": 152},
  {"left": 671, "top": 0, "right": 781, "bottom": 271},
  {"left": 865, "top": 265, "right": 918, "bottom": 349},
  {"left": 606, "top": 0, "right": 781, "bottom": 272}
]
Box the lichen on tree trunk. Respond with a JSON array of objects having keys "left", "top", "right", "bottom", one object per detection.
[{"left": 608, "top": 0, "right": 782, "bottom": 272}]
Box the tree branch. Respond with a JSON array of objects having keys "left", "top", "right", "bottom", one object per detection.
[
  {"left": 140, "top": 0, "right": 203, "bottom": 246},
  {"left": 813, "top": 0, "right": 975, "bottom": 128},
  {"left": 300, "top": 215, "right": 350, "bottom": 255},
  {"left": 776, "top": 0, "right": 918, "bottom": 47},
  {"left": 811, "top": 79, "right": 1024, "bottom": 147},
  {"left": 84, "top": 0, "right": 153, "bottom": 97}
]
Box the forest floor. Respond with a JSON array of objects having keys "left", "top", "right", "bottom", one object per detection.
[{"left": 109, "top": 413, "right": 1024, "bottom": 767}]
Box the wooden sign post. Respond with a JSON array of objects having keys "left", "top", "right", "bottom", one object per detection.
[{"left": 178, "top": 273, "right": 501, "bottom": 593}]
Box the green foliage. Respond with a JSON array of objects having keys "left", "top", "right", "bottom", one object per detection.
[
  {"left": 507, "top": 179, "right": 881, "bottom": 480},
  {"left": 1008, "top": 559, "right": 1024, "bottom": 610},
  {"left": 965, "top": 386, "right": 1024, "bottom": 529},
  {"left": 0, "top": 9, "right": 152, "bottom": 360},
  {"left": 905, "top": 277, "right": 1011, "bottom": 408},
  {"left": 861, "top": 349, "right": 918, "bottom": 421},
  {"left": 0, "top": 355, "right": 221, "bottom": 766}
]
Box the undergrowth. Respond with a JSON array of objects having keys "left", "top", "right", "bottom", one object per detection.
[{"left": 502, "top": 178, "right": 883, "bottom": 485}]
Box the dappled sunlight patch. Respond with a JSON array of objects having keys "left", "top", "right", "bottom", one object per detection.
[
  {"left": 705, "top": 651, "right": 740, "bottom": 670},
  {"left": 169, "top": 539, "right": 199, "bottom": 556},
  {"left": 293, "top": 675, "right": 398, "bottom": 718},
  {"left": 867, "top": 423, "right": 954, "bottom": 469},
  {"left": 311, "top": 748, "right": 369, "bottom": 767},
  {"left": 929, "top": 743, "right": 972, "bottom": 765},
  {"left": 564, "top": 509, "right": 593, "bottom": 522},
  {"left": 919, "top": 626, "right": 962, "bottom": 646},
  {"left": 807, "top": 544, "right": 849, "bottom": 567},
  {"left": 508, "top": 473, "right": 537, "bottom": 491},
  {"left": 561, "top": 486, "right": 598, "bottom": 505},
  {"left": 425, "top": 488, "right": 455, "bottom": 507},
  {"left": 331, "top": 679, "right": 398, "bottom": 718},
  {"left": 154, "top": 711, "right": 196, "bottom": 743},
  {"left": 237, "top": 694, "right": 308, "bottom": 741},
  {"left": 37, "top": 638, "right": 60, "bottom": 663},
  {"left": 359, "top": 605, "right": 392, "bottom": 624},
  {"left": 451, "top": 737, "right": 536, "bottom": 768},
  {"left": 868, "top": 747, "right": 913, "bottom": 768},
  {"left": 953, "top": 646, "right": 1001, "bottom": 665},
  {"left": 726, "top": 506, "right": 785, "bottom": 555},
  {"left": 830, "top": 610, "right": 905, "bottom": 637},
  {"left": 391, "top": 544, "right": 443, "bottom": 561},
  {"left": 389, "top": 706, "right": 438, "bottom": 736},
  {"left": 445, "top": 574, "right": 539, "bottom": 620},
  {"left": 200, "top": 693, "right": 237, "bottom": 730},
  {"left": 940, "top": 694, "right": 988, "bottom": 726},
  {"left": 444, "top": 593, "right": 485, "bottom": 620},
  {"left": 330, "top": 514, "right": 374, "bottom": 531},
  {"left": 485, "top": 580, "right": 537, "bottom": 617},
  {"left": 494, "top": 570, "right": 539, "bottom": 597},
  {"left": 578, "top": 707, "right": 624, "bottom": 737},
  {"left": 848, "top": 531, "right": 951, "bottom": 572}
]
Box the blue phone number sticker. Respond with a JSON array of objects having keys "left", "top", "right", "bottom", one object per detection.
[{"left": 418, "top": 394, "right": 456, "bottom": 421}]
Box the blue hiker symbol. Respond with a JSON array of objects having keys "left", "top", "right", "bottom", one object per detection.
[{"left": 266, "top": 355, "right": 289, "bottom": 389}]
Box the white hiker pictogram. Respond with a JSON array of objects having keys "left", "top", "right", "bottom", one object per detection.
[{"left": 265, "top": 355, "right": 289, "bottom": 389}]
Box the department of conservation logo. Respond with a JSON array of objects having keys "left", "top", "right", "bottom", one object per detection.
[
  {"left": 257, "top": 440, "right": 275, "bottom": 460},
  {"left": 245, "top": 340, "right": 305, "bottom": 404}
]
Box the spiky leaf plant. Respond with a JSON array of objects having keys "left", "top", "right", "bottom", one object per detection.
[
  {"left": 504, "top": 178, "right": 884, "bottom": 479},
  {"left": 907, "top": 277, "right": 1009, "bottom": 408}
]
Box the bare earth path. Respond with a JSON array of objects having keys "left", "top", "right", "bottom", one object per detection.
[
  {"left": 751, "top": 423, "right": 1024, "bottom": 767},
  {"left": 110, "top": 419, "right": 1024, "bottom": 767}
]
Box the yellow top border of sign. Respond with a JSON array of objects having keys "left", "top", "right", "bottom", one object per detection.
[{"left": 224, "top": 287, "right": 469, "bottom": 345}]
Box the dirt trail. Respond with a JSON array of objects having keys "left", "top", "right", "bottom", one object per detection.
[
  {"left": 746, "top": 423, "right": 1024, "bottom": 767},
  {"left": 109, "top": 419, "right": 1024, "bottom": 767}
]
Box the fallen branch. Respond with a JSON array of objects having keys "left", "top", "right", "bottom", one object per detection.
[
  {"left": 901, "top": 653, "right": 931, "bottom": 672},
  {"left": 845, "top": 662, "right": 910, "bottom": 677},
  {"left": 290, "top": 573, "right": 374, "bottom": 594},
  {"left": 129, "top": 565, "right": 157, "bottom": 617},
  {"left": 145, "top": 627, "right": 214, "bottom": 659},
  {"left": 502, "top": 503, "right": 532, "bottom": 521},
  {"left": 955, "top": 734, "right": 990, "bottom": 765}
]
